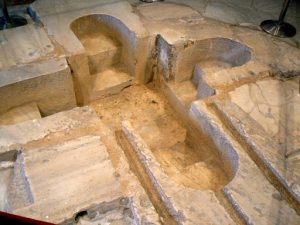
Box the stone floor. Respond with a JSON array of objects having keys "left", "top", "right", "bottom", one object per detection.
[
  {"left": 131, "top": 0, "right": 300, "bottom": 46},
  {"left": 0, "top": 0, "right": 299, "bottom": 225}
]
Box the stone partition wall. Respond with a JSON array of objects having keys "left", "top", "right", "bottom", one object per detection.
[{"left": 158, "top": 37, "right": 252, "bottom": 83}]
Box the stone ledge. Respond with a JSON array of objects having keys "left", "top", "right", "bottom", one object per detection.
[
  {"left": 0, "top": 58, "right": 76, "bottom": 116},
  {"left": 189, "top": 100, "right": 300, "bottom": 224},
  {"left": 212, "top": 77, "right": 300, "bottom": 211}
]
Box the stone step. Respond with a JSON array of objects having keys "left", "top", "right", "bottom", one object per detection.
[
  {"left": 90, "top": 67, "right": 133, "bottom": 101},
  {"left": 192, "top": 64, "right": 216, "bottom": 99},
  {"left": 167, "top": 80, "right": 198, "bottom": 109},
  {"left": 0, "top": 107, "right": 99, "bottom": 150},
  {"left": 191, "top": 61, "right": 270, "bottom": 100},
  {"left": 83, "top": 34, "right": 122, "bottom": 75},
  {"left": 0, "top": 103, "right": 41, "bottom": 126}
]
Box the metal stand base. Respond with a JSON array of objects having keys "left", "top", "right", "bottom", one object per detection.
[
  {"left": 0, "top": 15, "right": 27, "bottom": 30},
  {"left": 140, "top": 0, "right": 163, "bottom": 3},
  {"left": 260, "top": 20, "right": 296, "bottom": 38}
]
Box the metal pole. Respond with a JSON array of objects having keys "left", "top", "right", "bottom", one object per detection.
[
  {"left": 3, "top": 0, "right": 11, "bottom": 23},
  {"left": 278, "top": 0, "right": 291, "bottom": 23}
]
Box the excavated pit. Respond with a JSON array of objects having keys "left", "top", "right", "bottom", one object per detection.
[
  {"left": 90, "top": 83, "right": 236, "bottom": 191},
  {"left": 71, "top": 15, "right": 134, "bottom": 101},
  {"left": 175, "top": 38, "right": 252, "bottom": 100},
  {"left": 177, "top": 38, "right": 252, "bottom": 80},
  {"left": 71, "top": 15, "right": 123, "bottom": 75}
]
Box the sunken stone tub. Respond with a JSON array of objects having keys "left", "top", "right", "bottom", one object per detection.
[
  {"left": 158, "top": 37, "right": 252, "bottom": 100},
  {"left": 175, "top": 38, "right": 252, "bottom": 83},
  {"left": 70, "top": 14, "right": 151, "bottom": 102}
]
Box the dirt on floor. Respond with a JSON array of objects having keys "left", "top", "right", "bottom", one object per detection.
[{"left": 90, "top": 83, "right": 231, "bottom": 191}]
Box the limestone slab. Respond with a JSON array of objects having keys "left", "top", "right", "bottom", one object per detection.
[
  {"left": 31, "top": 1, "right": 148, "bottom": 57},
  {"left": 0, "top": 24, "right": 54, "bottom": 69},
  {"left": 31, "top": 0, "right": 152, "bottom": 104},
  {"left": 189, "top": 100, "right": 300, "bottom": 224},
  {"left": 212, "top": 77, "right": 300, "bottom": 208},
  {"left": 91, "top": 68, "right": 133, "bottom": 100},
  {"left": 0, "top": 58, "right": 76, "bottom": 116},
  {"left": 14, "top": 135, "right": 121, "bottom": 223},
  {"left": 0, "top": 106, "right": 160, "bottom": 224},
  {"left": 137, "top": 2, "right": 200, "bottom": 21},
  {"left": 0, "top": 107, "right": 97, "bottom": 150},
  {"left": 0, "top": 102, "right": 41, "bottom": 126}
]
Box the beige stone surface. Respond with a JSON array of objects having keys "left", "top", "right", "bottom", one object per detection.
[
  {"left": 0, "top": 107, "right": 160, "bottom": 224},
  {"left": 229, "top": 78, "right": 300, "bottom": 147},
  {"left": 138, "top": 2, "right": 200, "bottom": 21},
  {"left": 0, "top": 24, "right": 54, "bottom": 69},
  {"left": 167, "top": 0, "right": 300, "bottom": 45},
  {"left": 212, "top": 77, "right": 300, "bottom": 207},
  {"left": 0, "top": 0, "right": 299, "bottom": 224},
  {"left": 14, "top": 135, "right": 121, "bottom": 223},
  {"left": 167, "top": 80, "right": 197, "bottom": 109},
  {"left": 31, "top": 0, "right": 148, "bottom": 60},
  {"left": 31, "top": 1, "right": 152, "bottom": 103},
  {"left": 190, "top": 100, "right": 300, "bottom": 224},
  {"left": 91, "top": 68, "right": 133, "bottom": 100},
  {"left": 0, "top": 58, "right": 77, "bottom": 116},
  {"left": 144, "top": 2, "right": 300, "bottom": 104},
  {"left": 0, "top": 107, "right": 95, "bottom": 149},
  {"left": 0, "top": 103, "right": 41, "bottom": 126}
]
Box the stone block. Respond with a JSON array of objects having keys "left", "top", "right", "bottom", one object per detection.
[{"left": 0, "top": 58, "right": 77, "bottom": 116}]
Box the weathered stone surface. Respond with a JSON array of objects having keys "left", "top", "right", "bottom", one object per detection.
[
  {"left": 0, "top": 24, "right": 54, "bottom": 69},
  {"left": 137, "top": 2, "right": 200, "bottom": 21},
  {"left": 174, "top": 38, "right": 252, "bottom": 83},
  {"left": 0, "top": 107, "right": 96, "bottom": 150},
  {"left": 14, "top": 135, "right": 121, "bottom": 223},
  {"left": 90, "top": 68, "right": 133, "bottom": 100},
  {"left": 0, "top": 150, "right": 34, "bottom": 212},
  {"left": 212, "top": 77, "right": 300, "bottom": 208},
  {"left": 121, "top": 121, "right": 235, "bottom": 225},
  {"left": 0, "top": 103, "right": 41, "bottom": 126},
  {"left": 0, "top": 1, "right": 299, "bottom": 224},
  {"left": 0, "top": 58, "right": 76, "bottom": 116},
  {"left": 162, "top": 80, "right": 197, "bottom": 112},
  {"left": 189, "top": 100, "right": 300, "bottom": 224},
  {"left": 168, "top": 0, "right": 299, "bottom": 45},
  {"left": 0, "top": 107, "right": 160, "bottom": 224},
  {"left": 30, "top": 1, "right": 152, "bottom": 103}
]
